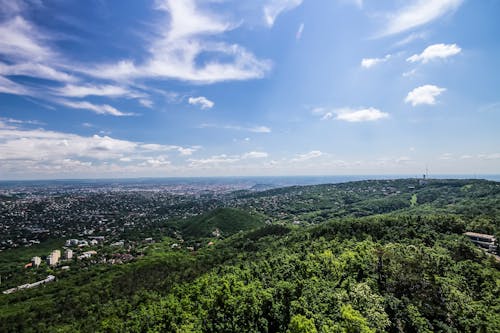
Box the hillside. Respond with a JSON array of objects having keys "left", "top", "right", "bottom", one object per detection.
[
  {"left": 0, "top": 179, "right": 499, "bottom": 332},
  {"left": 180, "top": 207, "right": 266, "bottom": 238}
]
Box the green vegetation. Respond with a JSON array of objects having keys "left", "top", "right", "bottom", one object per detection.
[
  {"left": 180, "top": 208, "right": 266, "bottom": 239},
  {"left": 410, "top": 194, "right": 417, "bottom": 207},
  {"left": 0, "top": 179, "right": 499, "bottom": 332}
]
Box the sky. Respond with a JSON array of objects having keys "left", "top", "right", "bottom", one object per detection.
[{"left": 0, "top": 0, "right": 499, "bottom": 179}]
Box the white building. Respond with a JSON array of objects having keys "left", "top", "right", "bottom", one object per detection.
[
  {"left": 31, "top": 256, "right": 41, "bottom": 267},
  {"left": 46, "top": 250, "right": 61, "bottom": 266},
  {"left": 64, "top": 249, "right": 73, "bottom": 260}
]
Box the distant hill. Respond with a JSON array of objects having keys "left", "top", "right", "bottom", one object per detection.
[{"left": 180, "top": 207, "right": 266, "bottom": 238}]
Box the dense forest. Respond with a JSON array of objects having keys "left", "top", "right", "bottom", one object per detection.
[{"left": 0, "top": 179, "right": 499, "bottom": 332}]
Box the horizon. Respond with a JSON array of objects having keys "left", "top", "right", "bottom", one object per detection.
[
  {"left": 1, "top": 0, "right": 499, "bottom": 179},
  {"left": 1, "top": 173, "right": 499, "bottom": 183}
]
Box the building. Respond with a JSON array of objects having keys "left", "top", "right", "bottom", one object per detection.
[
  {"left": 78, "top": 250, "right": 97, "bottom": 260},
  {"left": 464, "top": 232, "right": 497, "bottom": 253},
  {"left": 31, "top": 256, "right": 42, "bottom": 267},
  {"left": 64, "top": 249, "right": 73, "bottom": 260},
  {"left": 46, "top": 249, "right": 61, "bottom": 266},
  {"left": 89, "top": 236, "right": 105, "bottom": 243},
  {"left": 65, "top": 239, "right": 79, "bottom": 247}
]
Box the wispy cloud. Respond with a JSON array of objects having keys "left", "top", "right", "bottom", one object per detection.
[
  {"left": 379, "top": 0, "right": 463, "bottom": 37},
  {"left": 188, "top": 96, "right": 214, "bottom": 109},
  {"left": 335, "top": 107, "right": 389, "bottom": 122},
  {"left": 407, "top": 43, "right": 461, "bottom": 63},
  {"left": 200, "top": 124, "right": 272, "bottom": 133},
  {"left": 0, "top": 75, "right": 30, "bottom": 95},
  {"left": 81, "top": 0, "right": 271, "bottom": 83},
  {"left": 439, "top": 152, "right": 454, "bottom": 160},
  {"left": 313, "top": 107, "right": 389, "bottom": 122},
  {"left": 402, "top": 69, "right": 418, "bottom": 77},
  {"left": 405, "top": 85, "right": 446, "bottom": 106},
  {"left": 0, "top": 117, "right": 44, "bottom": 126},
  {"left": 478, "top": 153, "right": 500, "bottom": 160},
  {"left": 56, "top": 99, "right": 134, "bottom": 116},
  {"left": 291, "top": 150, "right": 323, "bottom": 162},
  {"left": 394, "top": 31, "right": 428, "bottom": 46},
  {"left": 478, "top": 102, "right": 500, "bottom": 113},
  {"left": 361, "top": 54, "right": 391, "bottom": 68},
  {"left": 0, "top": 62, "right": 77, "bottom": 83},
  {"left": 188, "top": 150, "right": 268, "bottom": 167},
  {"left": 0, "top": 16, "right": 54, "bottom": 61},
  {"left": 296, "top": 22, "right": 304, "bottom": 40},
  {"left": 242, "top": 151, "right": 268, "bottom": 159},
  {"left": 53, "top": 84, "right": 135, "bottom": 98},
  {"left": 264, "top": 0, "right": 303, "bottom": 27}
]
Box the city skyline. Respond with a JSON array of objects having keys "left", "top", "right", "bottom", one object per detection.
[{"left": 1, "top": 0, "right": 499, "bottom": 179}]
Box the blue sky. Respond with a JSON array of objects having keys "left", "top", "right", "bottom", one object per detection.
[{"left": 0, "top": 0, "right": 499, "bottom": 179}]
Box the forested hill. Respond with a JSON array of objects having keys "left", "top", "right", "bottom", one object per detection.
[
  {"left": 0, "top": 178, "right": 499, "bottom": 332},
  {"left": 230, "top": 178, "right": 500, "bottom": 233}
]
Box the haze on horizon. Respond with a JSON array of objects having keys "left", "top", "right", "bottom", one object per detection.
[{"left": 0, "top": 0, "right": 499, "bottom": 180}]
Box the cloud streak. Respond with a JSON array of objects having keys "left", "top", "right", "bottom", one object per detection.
[
  {"left": 199, "top": 124, "right": 272, "bottom": 133},
  {"left": 313, "top": 107, "right": 389, "bottom": 122},
  {"left": 379, "top": 0, "right": 463, "bottom": 37},
  {"left": 361, "top": 54, "right": 391, "bottom": 68},
  {"left": 264, "top": 0, "right": 303, "bottom": 27}
]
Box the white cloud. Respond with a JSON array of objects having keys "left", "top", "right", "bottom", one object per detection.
[
  {"left": 188, "top": 154, "right": 240, "bottom": 167},
  {"left": 82, "top": 0, "right": 271, "bottom": 83},
  {"left": 0, "top": 75, "right": 30, "bottom": 95},
  {"left": 177, "top": 146, "right": 200, "bottom": 156},
  {"left": 53, "top": 84, "right": 133, "bottom": 98},
  {"left": 296, "top": 22, "right": 304, "bottom": 40},
  {"left": 407, "top": 43, "right": 461, "bottom": 63},
  {"left": 264, "top": 0, "right": 303, "bottom": 27},
  {"left": 0, "top": 16, "right": 54, "bottom": 61},
  {"left": 0, "top": 128, "right": 156, "bottom": 161},
  {"left": 188, "top": 96, "right": 214, "bottom": 109},
  {"left": 156, "top": 0, "right": 230, "bottom": 40},
  {"left": 139, "top": 99, "right": 154, "bottom": 108},
  {"left": 402, "top": 69, "right": 417, "bottom": 77},
  {"left": 0, "top": 62, "right": 77, "bottom": 83},
  {"left": 312, "top": 106, "right": 389, "bottom": 122},
  {"left": 0, "top": 122, "right": 201, "bottom": 177},
  {"left": 291, "top": 150, "right": 323, "bottom": 162},
  {"left": 405, "top": 85, "right": 446, "bottom": 106},
  {"left": 321, "top": 112, "right": 334, "bottom": 120},
  {"left": 0, "top": 117, "right": 44, "bottom": 126},
  {"left": 439, "top": 152, "right": 453, "bottom": 160},
  {"left": 187, "top": 150, "right": 268, "bottom": 168},
  {"left": 200, "top": 124, "right": 271, "bottom": 133},
  {"left": 141, "top": 157, "right": 171, "bottom": 167},
  {"left": 248, "top": 125, "right": 272, "bottom": 133},
  {"left": 380, "top": 0, "right": 463, "bottom": 37},
  {"left": 334, "top": 107, "right": 389, "bottom": 122},
  {"left": 56, "top": 99, "right": 134, "bottom": 116},
  {"left": 394, "top": 32, "right": 428, "bottom": 46},
  {"left": 361, "top": 54, "right": 391, "bottom": 68},
  {"left": 242, "top": 151, "right": 268, "bottom": 159},
  {"left": 477, "top": 153, "right": 500, "bottom": 160}
]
